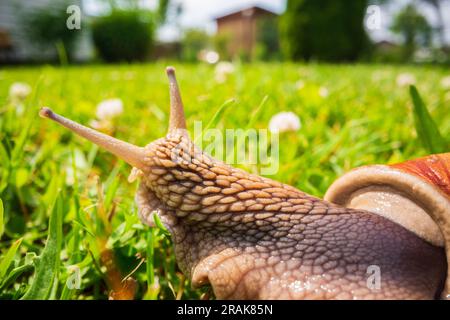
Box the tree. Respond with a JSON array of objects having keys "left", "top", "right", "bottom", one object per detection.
[
  {"left": 181, "top": 29, "right": 210, "bottom": 62},
  {"left": 280, "top": 0, "right": 369, "bottom": 61},
  {"left": 91, "top": 0, "right": 171, "bottom": 62},
  {"left": 255, "top": 17, "right": 281, "bottom": 61},
  {"left": 92, "top": 10, "right": 154, "bottom": 62},
  {"left": 20, "top": 0, "right": 82, "bottom": 62},
  {"left": 419, "top": 0, "right": 446, "bottom": 48},
  {"left": 157, "top": 0, "right": 170, "bottom": 24},
  {"left": 391, "top": 4, "right": 432, "bottom": 60}
]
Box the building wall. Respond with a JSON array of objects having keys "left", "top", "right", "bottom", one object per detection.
[{"left": 216, "top": 8, "right": 276, "bottom": 59}]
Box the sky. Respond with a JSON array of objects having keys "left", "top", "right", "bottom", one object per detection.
[{"left": 84, "top": 0, "right": 450, "bottom": 44}]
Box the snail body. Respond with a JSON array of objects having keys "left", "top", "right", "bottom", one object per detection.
[{"left": 40, "top": 67, "right": 449, "bottom": 300}]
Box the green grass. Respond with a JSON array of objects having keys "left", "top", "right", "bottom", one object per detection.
[{"left": 0, "top": 63, "right": 449, "bottom": 300}]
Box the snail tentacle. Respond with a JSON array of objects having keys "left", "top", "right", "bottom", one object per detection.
[
  {"left": 166, "top": 67, "right": 187, "bottom": 134},
  {"left": 39, "top": 107, "right": 147, "bottom": 170}
]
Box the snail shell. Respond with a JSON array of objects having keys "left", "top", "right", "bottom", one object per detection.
[{"left": 325, "top": 153, "right": 450, "bottom": 298}]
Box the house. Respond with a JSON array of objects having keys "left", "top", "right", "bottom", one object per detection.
[
  {"left": 374, "top": 40, "right": 399, "bottom": 53},
  {"left": 214, "top": 5, "right": 279, "bottom": 60},
  {"left": 0, "top": 0, "right": 92, "bottom": 64}
]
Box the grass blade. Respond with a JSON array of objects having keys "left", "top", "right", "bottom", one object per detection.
[
  {"left": 247, "top": 95, "right": 268, "bottom": 129},
  {"left": 204, "top": 98, "right": 235, "bottom": 132},
  {"left": 21, "top": 195, "right": 63, "bottom": 300},
  {"left": 0, "top": 199, "right": 3, "bottom": 238},
  {"left": 10, "top": 121, "right": 32, "bottom": 167},
  {"left": 0, "top": 264, "right": 33, "bottom": 292},
  {"left": 0, "top": 238, "right": 23, "bottom": 281},
  {"left": 144, "top": 229, "right": 157, "bottom": 300},
  {"left": 153, "top": 213, "right": 170, "bottom": 236},
  {"left": 409, "top": 85, "right": 447, "bottom": 153},
  {"left": 0, "top": 143, "right": 11, "bottom": 193},
  {"left": 195, "top": 99, "right": 235, "bottom": 145}
]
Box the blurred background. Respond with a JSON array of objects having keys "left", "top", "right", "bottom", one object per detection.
[{"left": 0, "top": 0, "right": 449, "bottom": 65}]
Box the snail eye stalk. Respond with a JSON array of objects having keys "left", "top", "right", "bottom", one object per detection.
[
  {"left": 39, "top": 107, "right": 146, "bottom": 170},
  {"left": 166, "top": 67, "right": 187, "bottom": 133}
]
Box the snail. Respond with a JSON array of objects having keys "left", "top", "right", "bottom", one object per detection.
[{"left": 39, "top": 67, "right": 449, "bottom": 300}]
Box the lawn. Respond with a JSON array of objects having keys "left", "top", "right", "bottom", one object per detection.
[{"left": 0, "top": 63, "right": 449, "bottom": 300}]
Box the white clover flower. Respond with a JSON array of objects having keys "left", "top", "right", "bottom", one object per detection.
[
  {"left": 124, "top": 71, "right": 135, "bottom": 80},
  {"left": 198, "top": 50, "right": 220, "bottom": 64},
  {"left": 396, "top": 73, "right": 416, "bottom": 87},
  {"left": 296, "top": 80, "right": 305, "bottom": 90},
  {"left": 215, "top": 61, "right": 235, "bottom": 83},
  {"left": 95, "top": 98, "right": 124, "bottom": 120},
  {"left": 205, "top": 51, "right": 219, "bottom": 64},
  {"left": 441, "top": 76, "right": 450, "bottom": 90},
  {"left": 89, "top": 119, "right": 102, "bottom": 129},
  {"left": 319, "top": 86, "right": 329, "bottom": 98},
  {"left": 269, "top": 112, "right": 301, "bottom": 133},
  {"left": 9, "top": 82, "right": 31, "bottom": 101},
  {"left": 110, "top": 71, "right": 121, "bottom": 81},
  {"left": 371, "top": 71, "right": 387, "bottom": 82}
]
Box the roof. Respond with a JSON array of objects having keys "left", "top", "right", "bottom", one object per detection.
[{"left": 214, "top": 5, "right": 278, "bottom": 21}]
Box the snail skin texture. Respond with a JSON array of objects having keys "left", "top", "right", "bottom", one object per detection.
[{"left": 40, "top": 67, "right": 450, "bottom": 300}]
